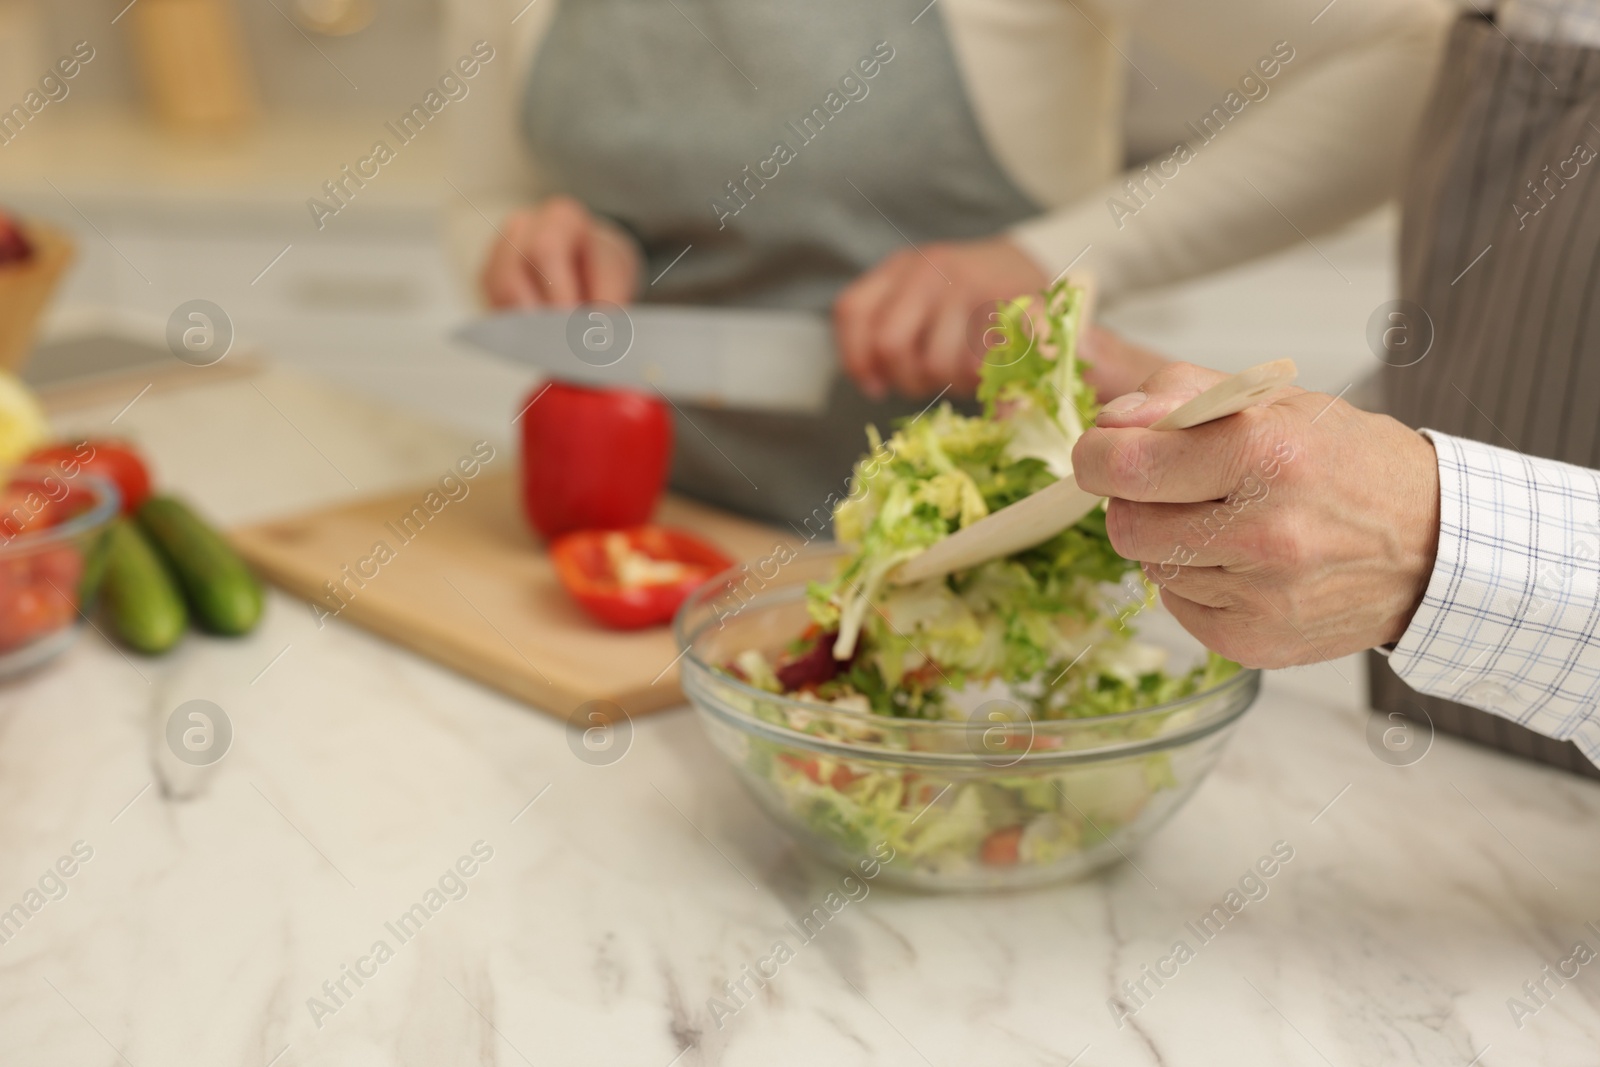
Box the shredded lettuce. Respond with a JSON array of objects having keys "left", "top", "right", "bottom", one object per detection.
[
  {"left": 748, "top": 739, "right": 1221, "bottom": 882},
  {"left": 805, "top": 278, "right": 1230, "bottom": 720}
]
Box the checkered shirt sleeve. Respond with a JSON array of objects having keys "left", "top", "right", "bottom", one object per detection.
[
  {"left": 1388, "top": 431, "right": 1600, "bottom": 765},
  {"left": 1500, "top": 0, "right": 1600, "bottom": 48}
]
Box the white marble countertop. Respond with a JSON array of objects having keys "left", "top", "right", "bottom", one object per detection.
[{"left": 2, "top": 365, "right": 1598, "bottom": 1067}]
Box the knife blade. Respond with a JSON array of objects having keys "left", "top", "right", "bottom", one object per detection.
[{"left": 453, "top": 305, "right": 838, "bottom": 414}]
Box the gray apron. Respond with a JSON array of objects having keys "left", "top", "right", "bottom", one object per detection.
[
  {"left": 520, "top": 0, "right": 1040, "bottom": 528},
  {"left": 1370, "top": 13, "right": 1600, "bottom": 779}
]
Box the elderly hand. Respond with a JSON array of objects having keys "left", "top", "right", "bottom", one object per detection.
[
  {"left": 833, "top": 236, "right": 1048, "bottom": 400},
  {"left": 481, "top": 196, "right": 641, "bottom": 308},
  {"left": 1070, "top": 362, "right": 1441, "bottom": 669}
]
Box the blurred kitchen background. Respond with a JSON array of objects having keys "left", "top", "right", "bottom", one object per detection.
[{"left": 0, "top": 0, "right": 1394, "bottom": 439}]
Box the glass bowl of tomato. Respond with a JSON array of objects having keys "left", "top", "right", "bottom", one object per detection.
[{"left": 0, "top": 465, "right": 119, "bottom": 677}]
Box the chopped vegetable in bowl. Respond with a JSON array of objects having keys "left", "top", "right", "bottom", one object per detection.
[
  {"left": 676, "top": 279, "right": 1260, "bottom": 890},
  {"left": 0, "top": 467, "right": 119, "bottom": 676}
]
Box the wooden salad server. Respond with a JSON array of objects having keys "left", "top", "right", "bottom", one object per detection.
[{"left": 891, "top": 359, "right": 1299, "bottom": 585}]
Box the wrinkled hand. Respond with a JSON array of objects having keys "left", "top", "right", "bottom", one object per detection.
[
  {"left": 481, "top": 196, "right": 641, "bottom": 308},
  {"left": 1070, "top": 362, "right": 1441, "bottom": 669},
  {"left": 834, "top": 236, "right": 1048, "bottom": 400}
]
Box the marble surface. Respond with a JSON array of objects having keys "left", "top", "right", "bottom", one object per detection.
[{"left": 1, "top": 367, "right": 1598, "bottom": 1067}]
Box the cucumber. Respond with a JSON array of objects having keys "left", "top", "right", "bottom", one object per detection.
[
  {"left": 137, "top": 496, "right": 263, "bottom": 636},
  {"left": 102, "top": 519, "right": 187, "bottom": 654}
]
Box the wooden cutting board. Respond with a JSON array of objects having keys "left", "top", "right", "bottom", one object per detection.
[{"left": 231, "top": 473, "right": 796, "bottom": 719}]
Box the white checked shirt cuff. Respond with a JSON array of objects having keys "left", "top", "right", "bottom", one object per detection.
[
  {"left": 1500, "top": 0, "right": 1600, "bottom": 48},
  {"left": 1389, "top": 431, "right": 1600, "bottom": 766}
]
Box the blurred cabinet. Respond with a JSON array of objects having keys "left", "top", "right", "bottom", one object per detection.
[
  {"left": 0, "top": 101, "right": 531, "bottom": 435},
  {"left": 126, "top": 0, "right": 256, "bottom": 130}
]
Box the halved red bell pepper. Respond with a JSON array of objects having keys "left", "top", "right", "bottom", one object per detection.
[{"left": 551, "top": 525, "right": 732, "bottom": 629}]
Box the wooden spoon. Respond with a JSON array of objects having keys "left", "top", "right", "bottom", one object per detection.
[{"left": 890, "top": 359, "right": 1299, "bottom": 585}]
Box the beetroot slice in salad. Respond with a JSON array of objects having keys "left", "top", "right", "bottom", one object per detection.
[
  {"left": 775, "top": 630, "right": 850, "bottom": 692},
  {"left": 723, "top": 629, "right": 856, "bottom": 695}
]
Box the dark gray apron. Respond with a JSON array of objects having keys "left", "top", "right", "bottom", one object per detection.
[
  {"left": 520, "top": 0, "right": 1040, "bottom": 528},
  {"left": 1371, "top": 13, "right": 1600, "bottom": 779}
]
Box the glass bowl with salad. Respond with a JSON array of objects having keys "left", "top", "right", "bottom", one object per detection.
[
  {"left": 0, "top": 466, "right": 118, "bottom": 677},
  {"left": 677, "top": 547, "right": 1257, "bottom": 891},
  {"left": 675, "top": 279, "right": 1261, "bottom": 891}
]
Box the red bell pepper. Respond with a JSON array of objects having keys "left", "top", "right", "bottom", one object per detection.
[
  {"left": 551, "top": 525, "right": 732, "bottom": 629},
  {"left": 519, "top": 382, "right": 672, "bottom": 540}
]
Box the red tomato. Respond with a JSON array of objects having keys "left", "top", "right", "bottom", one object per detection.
[
  {"left": 24, "top": 440, "right": 152, "bottom": 516},
  {"left": 519, "top": 383, "right": 672, "bottom": 540},
  {"left": 778, "top": 753, "right": 825, "bottom": 785},
  {"left": 0, "top": 474, "right": 102, "bottom": 538},
  {"left": 0, "top": 549, "right": 80, "bottom": 652},
  {"left": 550, "top": 525, "right": 731, "bottom": 629},
  {"left": 0, "top": 485, "right": 64, "bottom": 538},
  {"left": 828, "top": 764, "right": 859, "bottom": 791},
  {"left": 980, "top": 826, "right": 1024, "bottom": 867},
  {"left": 31, "top": 545, "right": 84, "bottom": 591}
]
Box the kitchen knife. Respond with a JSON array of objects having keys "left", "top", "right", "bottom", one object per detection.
[{"left": 453, "top": 305, "right": 838, "bottom": 415}]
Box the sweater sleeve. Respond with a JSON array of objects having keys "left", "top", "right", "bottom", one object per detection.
[
  {"left": 1009, "top": 0, "right": 1452, "bottom": 304},
  {"left": 440, "top": 0, "right": 557, "bottom": 307}
]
